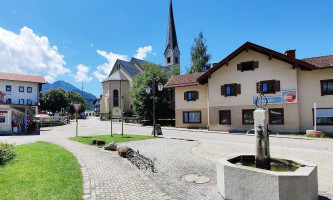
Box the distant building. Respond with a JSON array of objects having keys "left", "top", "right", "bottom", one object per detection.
[
  {"left": 93, "top": 97, "right": 101, "bottom": 116},
  {"left": 0, "top": 72, "right": 46, "bottom": 135},
  {"left": 165, "top": 42, "right": 333, "bottom": 134},
  {"left": 100, "top": 0, "right": 180, "bottom": 117}
]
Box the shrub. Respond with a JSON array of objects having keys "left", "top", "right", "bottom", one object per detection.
[{"left": 0, "top": 142, "right": 15, "bottom": 164}]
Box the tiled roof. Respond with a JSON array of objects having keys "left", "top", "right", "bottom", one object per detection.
[
  {"left": 164, "top": 72, "right": 205, "bottom": 88},
  {"left": 301, "top": 55, "right": 333, "bottom": 68},
  {"left": 0, "top": 72, "right": 46, "bottom": 84}
]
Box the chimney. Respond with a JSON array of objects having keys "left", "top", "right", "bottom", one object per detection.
[{"left": 285, "top": 49, "right": 296, "bottom": 58}]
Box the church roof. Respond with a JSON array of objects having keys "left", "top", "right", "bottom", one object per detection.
[
  {"left": 117, "top": 59, "right": 142, "bottom": 77},
  {"left": 103, "top": 70, "right": 128, "bottom": 82},
  {"left": 165, "top": 0, "right": 179, "bottom": 51},
  {"left": 131, "top": 57, "right": 145, "bottom": 67}
]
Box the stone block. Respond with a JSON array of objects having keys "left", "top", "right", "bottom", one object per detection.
[
  {"left": 217, "top": 155, "right": 318, "bottom": 200},
  {"left": 118, "top": 146, "right": 132, "bottom": 158},
  {"left": 104, "top": 141, "right": 117, "bottom": 151}
]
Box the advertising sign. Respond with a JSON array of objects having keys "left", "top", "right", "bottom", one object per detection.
[
  {"left": 0, "top": 110, "right": 9, "bottom": 125},
  {"left": 252, "top": 96, "right": 282, "bottom": 105},
  {"left": 112, "top": 108, "right": 122, "bottom": 118},
  {"left": 252, "top": 90, "right": 298, "bottom": 105},
  {"left": 282, "top": 90, "right": 297, "bottom": 103}
]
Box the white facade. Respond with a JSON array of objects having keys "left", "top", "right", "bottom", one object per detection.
[{"left": 0, "top": 80, "right": 40, "bottom": 106}]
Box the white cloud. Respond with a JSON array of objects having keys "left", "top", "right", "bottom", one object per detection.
[
  {"left": 44, "top": 75, "right": 56, "bottom": 83},
  {"left": 134, "top": 45, "right": 152, "bottom": 60},
  {"left": 74, "top": 64, "right": 93, "bottom": 83},
  {"left": 93, "top": 45, "right": 153, "bottom": 82},
  {"left": 93, "top": 50, "right": 129, "bottom": 82},
  {"left": 0, "top": 26, "right": 69, "bottom": 81}
]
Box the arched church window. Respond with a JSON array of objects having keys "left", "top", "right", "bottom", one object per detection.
[
  {"left": 113, "top": 90, "right": 119, "bottom": 107},
  {"left": 167, "top": 57, "right": 171, "bottom": 64}
]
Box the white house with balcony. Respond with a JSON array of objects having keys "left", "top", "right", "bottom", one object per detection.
[{"left": 0, "top": 72, "right": 46, "bottom": 135}]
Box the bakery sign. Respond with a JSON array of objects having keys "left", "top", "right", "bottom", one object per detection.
[{"left": 0, "top": 110, "right": 9, "bottom": 125}]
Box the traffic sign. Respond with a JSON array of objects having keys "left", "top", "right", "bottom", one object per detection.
[{"left": 72, "top": 102, "right": 82, "bottom": 112}]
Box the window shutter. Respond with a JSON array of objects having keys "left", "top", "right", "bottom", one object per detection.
[
  {"left": 236, "top": 84, "right": 241, "bottom": 95},
  {"left": 253, "top": 61, "right": 259, "bottom": 69},
  {"left": 221, "top": 85, "right": 225, "bottom": 96},
  {"left": 256, "top": 82, "right": 260, "bottom": 93},
  {"left": 196, "top": 91, "right": 199, "bottom": 100},
  {"left": 237, "top": 64, "right": 242, "bottom": 71},
  {"left": 274, "top": 80, "right": 280, "bottom": 92},
  {"left": 184, "top": 92, "right": 187, "bottom": 100}
]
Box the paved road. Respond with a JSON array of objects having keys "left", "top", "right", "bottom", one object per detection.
[
  {"left": 1, "top": 117, "right": 332, "bottom": 199},
  {"left": 79, "top": 117, "right": 333, "bottom": 152}
]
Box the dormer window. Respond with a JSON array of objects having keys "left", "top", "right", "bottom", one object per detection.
[{"left": 167, "top": 57, "right": 171, "bottom": 64}]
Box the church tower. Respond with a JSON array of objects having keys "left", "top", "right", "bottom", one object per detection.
[{"left": 164, "top": 0, "right": 180, "bottom": 67}]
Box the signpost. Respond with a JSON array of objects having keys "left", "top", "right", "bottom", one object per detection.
[
  {"left": 72, "top": 102, "right": 82, "bottom": 137},
  {"left": 155, "top": 124, "right": 163, "bottom": 136}
]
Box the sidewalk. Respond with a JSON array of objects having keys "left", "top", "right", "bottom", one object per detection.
[{"left": 47, "top": 138, "right": 172, "bottom": 200}]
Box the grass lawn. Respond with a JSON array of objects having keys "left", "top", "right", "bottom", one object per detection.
[
  {"left": 70, "top": 134, "right": 154, "bottom": 146},
  {"left": 0, "top": 142, "right": 83, "bottom": 200}
]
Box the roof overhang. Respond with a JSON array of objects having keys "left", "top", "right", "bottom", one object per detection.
[{"left": 197, "top": 42, "right": 317, "bottom": 84}]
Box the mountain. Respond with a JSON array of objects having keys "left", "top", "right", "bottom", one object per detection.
[{"left": 42, "top": 81, "right": 97, "bottom": 111}]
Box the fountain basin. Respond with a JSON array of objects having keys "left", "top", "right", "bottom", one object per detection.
[{"left": 217, "top": 155, "right": 318, "bottom": 200}]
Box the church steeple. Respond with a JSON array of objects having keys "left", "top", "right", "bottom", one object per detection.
[{"left": 164, "top": 0, "right": 180, "bottom": 67}]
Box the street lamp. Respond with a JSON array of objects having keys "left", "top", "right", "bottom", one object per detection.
[{"left": 145, "top": 80, "right": 163, "bottom": 137}]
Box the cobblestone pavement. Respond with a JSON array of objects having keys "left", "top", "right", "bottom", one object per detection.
[
  {"left": 192, "top": 139, "right": 333, "bottom": 199},
  {"left": 120, "top": 138, "right": 222, "bottom": 200},
  {"left": 43, "top": 138, "right": 172, "bottom": 200}
]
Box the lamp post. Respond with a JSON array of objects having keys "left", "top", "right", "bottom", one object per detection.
[{"left": 145, "top": 79, "right": 163, "bottom": 137}]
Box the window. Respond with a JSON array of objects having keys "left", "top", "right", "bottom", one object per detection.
[
  {"left": 113, "top": 90, "right": 119, "bottom": 107},
  {"left": 19, "top": 99, "right": 24, "bottom": 105},
  {"left": 175, "top": 57, "right": 178, "bottom": 64},
  {"left": 221, "top": 84, "right": 241, "bottom": 97},
  {"left": 27, "top": 87, "right": 32, "bottom": 93},
  {"left": 0, "top": 116, "right": 5, "bottom": 123},
  {"left": 19, "top": 86, "right": 24, "bottom": 92},
  {"left": 183, "top": 111, "right": 201, "bottom": 123},
  {"left": 184, "top": 91, "right": 198, "bottom": 101},
  {"left": 6, "top": 98, "right": 11, "bottom": 104},
  {"left": 321, "top": 80, "right": 333, "bottom": 96},
  {"left": 219, "top": 110, "right": 231, "bottom": 124},
  {"left": 27, "top": 99, "right": 32, "bottom": 105},
  {"left": 167, "top": 57, "right": 171, "bottom": 64},
  {"left": 6, "top": 85, "right": 11, "bottom": 91},
  {"left": 257, "top": 80, "right": 280, "bottom": 94},
  {"left": 313, "top": 108, "right": 333, "bottom": 125},
  {"left": 269, "top": 108, "right": 284, "bottom": 124},
  {"left": 237, "top": 61, "right": 258, "bottom": 72},
  {"left": 243, "top": 109, "right": 255, "bottom": 124}
]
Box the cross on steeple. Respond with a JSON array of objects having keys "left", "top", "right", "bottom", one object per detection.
[{"left": 164, "top": 0, "right": 180, "bottom": 67}]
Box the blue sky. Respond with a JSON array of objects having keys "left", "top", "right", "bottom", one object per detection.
[{"left": 0, "top": 0, "right": 332, "bottom": 97}]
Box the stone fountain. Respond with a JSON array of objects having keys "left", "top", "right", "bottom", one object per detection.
[{"left": 216, "top": 87, "right": 318, "bottom": 200}]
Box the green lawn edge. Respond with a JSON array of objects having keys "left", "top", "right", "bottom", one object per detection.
[
  {"left": 70, "top": 134, "right": 154, "bottom": 146},
  {"left": 0, "top": 142, "right": 83, "bottom": 200}
]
